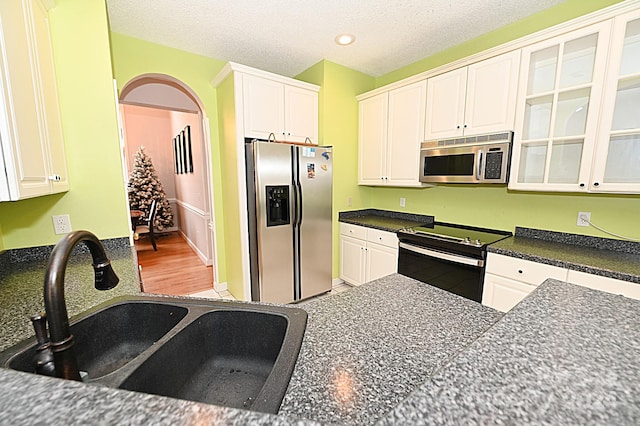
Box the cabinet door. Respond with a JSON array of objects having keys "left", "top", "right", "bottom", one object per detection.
[
  {"left": 387, "top": 80, "right": 427, "bottom": 186},
  {"left": 425, "top": 67, "right": 466, "bottom": 139},
  {"left": 340, "top": 235, "right": 366, "bottom": 286},
  {"left": 465, "top": 51, "right": 520, "bottom": 135},
  {"left": 358, "top": 93, "right": 388, "bottom": 184},
  {"left": 482, "top": 273, "right": 537, "bottom": 312},
  {"left": 242, "top": 74, "right": 285, "bottom": 140},
  {"left": 284, "top": 85, "right": 318, "bottom": 143},
  {"left": 31, "top": 0, "right": 68, "bottom": 194},
  {"left": 509, "top": 21, "right": 612, "bottom": 192},
  {"left": 0, "top": 0, "right": 51, "bottom": 200},
  {"left": 591, "top": 10, "right": 640, "bottom": 193},
  {"left": 365, "top": 242, "right": 398, "bottom": 283}
]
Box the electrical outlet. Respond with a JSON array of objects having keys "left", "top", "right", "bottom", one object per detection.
[
  {"left": 52, "top": 214, "right": 72, "bottom": 234},
  {"left": 577, "top": 212, "right": 591, "bottom": 227},
  {"left": 400, "top": 197, "right": 406, "bottom": 207}
]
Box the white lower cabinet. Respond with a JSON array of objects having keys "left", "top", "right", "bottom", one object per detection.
[
  {"left": 482, "top": 253, "right": 568, "bottom": 312},
  {"left": 339, "top": 223, "right": 398, "bottom": 286},
  {"left": 567, "top": 270, "right": 640, "bottom": 300},
  {"left": 483, "top": 252, "right": 640, "bottom": 312}
]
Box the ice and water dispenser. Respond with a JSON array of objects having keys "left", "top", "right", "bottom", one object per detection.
[{"left": 266, "top": 185, "right": 290, "bottom": 227}]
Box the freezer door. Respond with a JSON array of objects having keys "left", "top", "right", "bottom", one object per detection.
[
  {"left": 297, "top": 146, "right": 333, "bottom": 299},
  {"left": 254, "top": 142, "right": 295, "bottom": 303}
]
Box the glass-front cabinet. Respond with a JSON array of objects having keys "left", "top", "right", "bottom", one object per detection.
[
  {"left": 510, "top": 21, "right": 612, "bottom": 192},
  {"left": 591, "top": 10, "right": 640, "bottom": 193}
]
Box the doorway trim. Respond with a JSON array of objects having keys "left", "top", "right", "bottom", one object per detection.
[{"left": 118, "top": 73, "right": 221, "bottom": 289}]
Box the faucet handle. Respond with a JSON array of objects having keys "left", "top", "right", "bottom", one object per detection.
[
  {"left": 30, "top": 312, "right": 50, "bottom": 346},
  {"left": 30, "top": 312, "right": 56, "bottom": 377}
]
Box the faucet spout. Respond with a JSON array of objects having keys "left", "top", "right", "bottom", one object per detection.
[{"left": 43, "top": 230, "right": 120, "bottom": 380}]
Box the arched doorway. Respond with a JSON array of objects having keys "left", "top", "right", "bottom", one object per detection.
[{"left": 118, "top": 74, "right": 219, "bottom": 295}]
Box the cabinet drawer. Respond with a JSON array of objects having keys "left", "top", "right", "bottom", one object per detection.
[
  {"left": 339, "top": 223, "right": 367, "bottom": 240},
  {"left": 366, "top": 228, "right": 398, "bottom": 249},
  {"left": 567, "top": 270, "right": 640, "bottom": 300},
  {"left": 486, "top": 253, "right": 567, "bottom": 286}
]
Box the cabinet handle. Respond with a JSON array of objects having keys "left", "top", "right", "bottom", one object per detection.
[{"left": 48, "top": 175, "right": 61, "bottom": 182}]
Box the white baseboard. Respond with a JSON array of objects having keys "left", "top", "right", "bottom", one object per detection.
[
  {"left": 178, "top": 230, "right": 211, "bottom": 266},
  {"left": 332, "top": 278, "right": 345, "bottom": 287},
  {"left": 214, "top": 281, "right": 228, "bottom": 292}
]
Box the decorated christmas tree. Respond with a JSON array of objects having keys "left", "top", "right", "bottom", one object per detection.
[{"left": 127, "top": 146, "right": 173, "bottom": 230}]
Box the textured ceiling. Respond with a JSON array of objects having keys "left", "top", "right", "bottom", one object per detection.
[{"left": 106, "top": 0, "right": 566, "bottom": 78}]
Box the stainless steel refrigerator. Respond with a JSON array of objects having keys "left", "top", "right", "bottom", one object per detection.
[{"left": 245, "top": 140, "right": 333, "bottom": 304}]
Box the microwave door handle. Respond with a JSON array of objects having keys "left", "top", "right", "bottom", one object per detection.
[{"left": 476, "top": 150, "right": 484, "bottom": 180}]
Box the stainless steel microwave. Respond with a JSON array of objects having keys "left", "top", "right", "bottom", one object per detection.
[{"left": 419, "top": 132, "right": 513, "bottom": 184}]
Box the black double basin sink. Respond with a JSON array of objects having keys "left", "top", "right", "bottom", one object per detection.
[{"left": 0, "top": 296, "right": 308, "bottom": 414}]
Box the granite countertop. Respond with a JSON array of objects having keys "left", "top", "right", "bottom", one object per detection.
[
  {"left": 1, "top": 273, "right": 639, "bottom": 424},
  {"left": 0, "top": 244, "right": 141, "bottom": 352},
  {"left": 338, "top": 209, "right": 434, "bottom": 232},
  {"left": 489, "top": 227, "right": 640, "bottom": 283},
  {"left": 382, "top": 279, "right": 640, "bottom": 424},
  {"left": 279, "top": 275, "right": 502, "bottom": 424}
]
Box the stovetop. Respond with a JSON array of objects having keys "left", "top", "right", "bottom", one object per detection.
[
  {"left": 400, "top": 222, "right": 511, "bottom": 246},
  {"left": 397, "top": 222, "right": 512, "bottom": 257}
]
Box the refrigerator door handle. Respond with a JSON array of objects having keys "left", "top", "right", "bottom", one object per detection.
[
  {"left": 291, "top": 146, "right": 299, "bottom": 225},
  {"left": 296, "top": 180, "right": 303, "bottom": 226}
]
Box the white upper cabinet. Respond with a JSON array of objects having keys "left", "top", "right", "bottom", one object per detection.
[
  {"left": 509, "top": 21, "right": 612, "bottom": 192},
  {"left": 425, "top": 50, "right": 520, "bottom": 139},
  {"left": 0, "top": 0, "right": 68, "bottom": 201},
  {"left": 358, "top": 92, "right": 388, "bottom": 184},
  {"left": 359, "top": 80, "right": 428, "bottom": 187},
  {"left": 242, "top": 73, "right": 318, "bottom": 144},
  {"left": 590, "top": 10, "right": 640, "bottom": 193}
]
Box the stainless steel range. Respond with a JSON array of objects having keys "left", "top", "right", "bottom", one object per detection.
[{"left": 397, "top": 223, "right": 512, "bottom": 302}]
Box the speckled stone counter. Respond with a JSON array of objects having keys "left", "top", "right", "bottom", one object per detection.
[
  {"left": 488, "top": 227, "right": 640, "bottom": 283},
  {"left": 0, "top": 239, "right": 141, "bottom": 351},
  {"left": 0, "top": 272, "right": 639, "bottom": 424},
  {"left": 339, "top": 209, "right": 433, "bottom": 232},
  {"left": 381, "top": 279, "right": 640, "bottom": 424},
  {"left": 279, "top": 275, "right": 503, "bottom": 424}
]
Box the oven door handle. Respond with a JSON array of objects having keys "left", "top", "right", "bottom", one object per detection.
[{"left": 399, "top": 242, "right": 484, "bottom": 267}]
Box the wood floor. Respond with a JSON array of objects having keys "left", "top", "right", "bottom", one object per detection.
[{"left": 135, "top": 231, "right": 213, "bottom": 296}]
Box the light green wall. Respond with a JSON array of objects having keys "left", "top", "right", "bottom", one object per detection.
[
  {"left": 0, "top": 0, "right": 129, "bottom": 249},
  {"left": 376, "top": 0, "right": 626, "bottom": 87},
  {"left": 364, "top": 0, "right": 639, "bottom": 239},
  {"left": 297, "top": 61, "right": 376, "bottom": 277},
  {"left": 215, "top": 74, "right": 246, "bottom": 297},
  {"left": 108, "top": 32, "right": 229, "bottom": 283}
]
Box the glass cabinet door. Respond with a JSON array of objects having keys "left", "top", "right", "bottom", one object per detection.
[
  {"left": 510, "top": 21, "right": 611, "bottom": 191},
  {"left": 591, "top": 11, "right": 640, "bottom": 193}
]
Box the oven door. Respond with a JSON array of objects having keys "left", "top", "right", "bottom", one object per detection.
[
  {"left": 397, "top": 242, "right": 485, "bottom": 302},
  {"left": 419, "top": 145, "right": 482, "bottom": 183}
]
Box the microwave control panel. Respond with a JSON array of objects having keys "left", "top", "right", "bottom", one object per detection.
[{"left": 484, "top": 150, "right": 505, "bottom": 180}]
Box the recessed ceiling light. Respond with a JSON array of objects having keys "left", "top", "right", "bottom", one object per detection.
[{"left": 335, "top": 34, "right": 356, "bottom": 46}]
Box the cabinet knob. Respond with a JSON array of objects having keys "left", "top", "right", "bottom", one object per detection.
[
  {"left": 579, "top": 183, "right": 585, "bottom": 188},
  {"left": 48, "top": 174, "right": 61, "bottom": 182},
  {"left": 518, "top": 269, "right": 523, "bottom": 274},
  {"left": 463, "top": 124, "right": 467, "bottom": 128},
  {"left": 593, "top": 182, "right": 600, "bottom": 187},
  {"left": 456, "top": 125, "right": 461, "bottom": 129}
]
